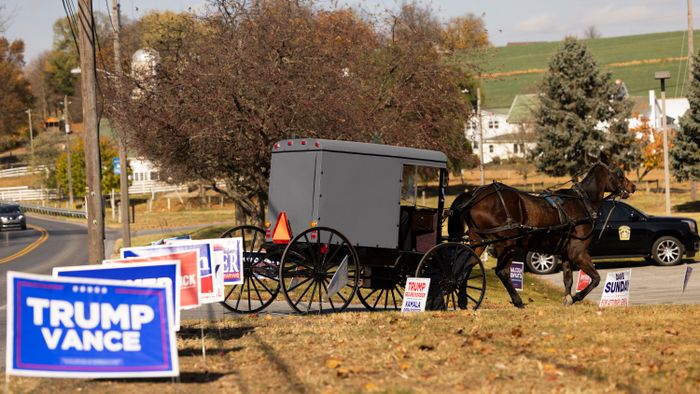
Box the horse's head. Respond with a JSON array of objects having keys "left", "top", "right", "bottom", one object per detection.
[{"left": 600, "top": 152, "right": 635, "bottom": 199}]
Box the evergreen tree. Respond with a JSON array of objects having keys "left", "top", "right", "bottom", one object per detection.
[
  {"left": 532, "top": 37, "right": 636, "bottom": 177},
  {"left": 671, "top": 51, "right": 700, "bottom": 191}
]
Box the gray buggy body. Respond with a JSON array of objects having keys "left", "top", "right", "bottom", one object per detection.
[
  {"left": 266, "top": 139, "right": 447, "bottom": 249},
  {"left": 220, "top": 138, "right": 486, "bottom": 315}
]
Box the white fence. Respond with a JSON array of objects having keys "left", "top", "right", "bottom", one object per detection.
[
  {"left": 0, "top": 186, "right": 58, "bottom": 202},
  {"left": 128, "top": 182, "right": 187, "bottom": 195},
  {"left": 0, "top": 166, "right": 48, "bottom": 178}
]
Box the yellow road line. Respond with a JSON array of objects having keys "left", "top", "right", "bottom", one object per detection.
[{"left": 0, "top": 224, "right": 49, "bottom": 265}]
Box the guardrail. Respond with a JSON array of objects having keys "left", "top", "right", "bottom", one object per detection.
[
  {"left": 0, "top": 200, "right": 87, "bottom": 219},
  {"left": 0, "top": 165, "right": 48, "bottom": 178}
]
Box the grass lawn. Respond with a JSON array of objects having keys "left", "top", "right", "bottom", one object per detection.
[{"left": 9, "top": 295, "right": 700, "bottom": 392}]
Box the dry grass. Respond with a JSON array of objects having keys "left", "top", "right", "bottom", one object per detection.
[
  {"left": 0, "top": 174, "right": 42, "bottom": 188},
  {"left": 10, "top": 302, "right": 700, "bottom": 393}
]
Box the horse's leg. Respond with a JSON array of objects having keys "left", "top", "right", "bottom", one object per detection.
[
  {"left": 495, "top": 248, "right": 524, "bottom": 308},
  {"left": 572, "top": 254, "right": 600, "bottom": 303},
  {"left": 561, "top": 260, "right": 574, "bottom": 306}
]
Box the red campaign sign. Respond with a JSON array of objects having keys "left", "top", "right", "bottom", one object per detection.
[
  {"left": 105, "top": 250, "right": 201, "bottom": 309},
  {"left": 576, "top": 270, "right": 591, "bottom": 292}
]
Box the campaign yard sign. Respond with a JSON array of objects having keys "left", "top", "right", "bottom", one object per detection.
[
  {"left": 599, "top": 270, "right": 632, "bottom": 307},
  {"left": 122, "top": 243, "right": 222, "bottom": 304},
  {"left": 164, "top": 239, "right": 228, "bottom": 300},
  {"left": 210, "top": 238, "right": 244, "bottom": 285},
  {"left": 54, "top": 261, "right": 181, "bottom": 331},
  {"left": 510, "top": 262, "right": 524, "bottom": 291},
  {"left": 6, "top": 272, "right": 178, "bottom": 378},
  {"left": 401, "top": 278, "right": 431, "bottom": 312},
  {"left": 105, "top": 250, "right": 201, "bottom": 309}
]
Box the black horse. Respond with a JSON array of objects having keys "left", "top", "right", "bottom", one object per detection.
[{"left": 447, "top": 154, "right": 636, "bottom": 307}]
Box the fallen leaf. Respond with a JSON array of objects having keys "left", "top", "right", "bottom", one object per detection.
[
  {"left": 336, "top": 367, "right": 350, "bottom": 378},
  {"left": 399, "top": 361, "right": 411, "bottom": 371},
  {"left": 363, "top": 382, "right": 378, "bottom": 391},
  {"left": 511, "top": 327, "right": 523, "bottom": 337},
  {"left": 418, "top": 344, "right": 434, "bottom": 351},
  {"left": 665, "top": 329, "right": 679, "bottom": 336},
  {"left": 325, "top": 358, "right": 342, "bottom": 369}
]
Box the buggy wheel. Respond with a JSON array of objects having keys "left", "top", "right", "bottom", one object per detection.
[
  {"left": 357, "top": 268, "right": 406, "bottom": 311},
  {"left": 415, "top": 242, "right": 486, "bottom": 311},
  {"left": 279, "top": 227, "right": 359, "bottom": 314},
  {"left": 219, "top": 225, "right": 280, "bottom": 314}
]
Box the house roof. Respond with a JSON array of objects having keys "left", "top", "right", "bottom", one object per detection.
[{"left": 506, "top": 94, "right": 539, "bottom": 124}]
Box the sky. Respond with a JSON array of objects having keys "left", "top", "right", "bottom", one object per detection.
[{"left": 2, "top": 0, "right": 698, "bottom": 62}]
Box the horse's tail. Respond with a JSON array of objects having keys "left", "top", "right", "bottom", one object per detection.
[{"left": 447, "top": 189, "right": 475, "bottom": 240}]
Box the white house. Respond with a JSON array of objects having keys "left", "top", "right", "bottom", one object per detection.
[{"left": 465, "top": 95, "right": 538, "bottom": 164}]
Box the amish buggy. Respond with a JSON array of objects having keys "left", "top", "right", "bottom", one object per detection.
[
  {"left": 219, "top": 139, "right": 635, "bottom": 314},
  {"left": 219, "top": 139, "right": 487, "bottom": 314}
]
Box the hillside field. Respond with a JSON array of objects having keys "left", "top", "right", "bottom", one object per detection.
[{"left": 471, "top": 30, "right": 700, "bottom": 109}]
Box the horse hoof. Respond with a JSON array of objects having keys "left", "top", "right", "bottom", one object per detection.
[{"left": 563, "top": 295, "right": 574, "bottom": 307}]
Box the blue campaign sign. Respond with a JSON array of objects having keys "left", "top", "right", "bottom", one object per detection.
[
  {"left": 113, "top": 157, "right": 120, "bottom": 175},
  {"left": 122, "top": 242, "right": 221, "bottom": 304},
  {"left": 54, "top": 261, "right": 181, "bottom": 331},
  {"left": 510, "top": 261, "right": 524, "bottom": 291},
  {"left": 6, "top": 271, "right": 178, "bottom": 378}
]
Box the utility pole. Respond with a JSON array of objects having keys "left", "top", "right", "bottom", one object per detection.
[
  {"left": 477, "top": 87, "right": 485, "bottom": 185},
  {"left": 25, "top": 109, "right": 34, "bottom": 160},
  {"left": 655, "top": 71, "right": 672, "bottom": 215},
  {"left": 112, "top": 0, "right": 131, "bottom": 247},
  {"left": 64, "top": 95, "right": 74, "bottom": 209},
  {"left": 689, "top": 0, "right": 697, "bottom": 200},
  {"left": 78, "top": 0, "right": 105, "bottom": 263}
]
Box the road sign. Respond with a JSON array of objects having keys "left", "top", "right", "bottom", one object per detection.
[{"left": 113, "top": 157, "right": 120, "bottom": 175}]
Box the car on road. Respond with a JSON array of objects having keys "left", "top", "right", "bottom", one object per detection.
[
  {"left": 0, "top": 204, "right": 27, "bottom": 231},
  {"left": 522, "top": 200, "right": 700, "bottom": 274}
]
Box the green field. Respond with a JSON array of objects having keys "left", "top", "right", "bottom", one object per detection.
[{"left": 474, "top": 30, "right": 700, "bottom": 108}]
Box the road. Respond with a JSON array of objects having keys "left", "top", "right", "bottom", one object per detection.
[{"left": 538, "top": 259, "right": 700, "bottom": 305}]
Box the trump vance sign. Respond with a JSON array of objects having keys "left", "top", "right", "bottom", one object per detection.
[{"left": 5, "top": 272, "right": 178, "bottom": 378}]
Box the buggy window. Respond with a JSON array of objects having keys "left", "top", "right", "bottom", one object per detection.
[{"left": 401, "top": 165, "right": 440, "bottom": 209}]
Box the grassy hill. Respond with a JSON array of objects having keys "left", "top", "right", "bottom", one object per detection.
[{"left": 474, "top": 30, "right": 700, "bottom": 109}]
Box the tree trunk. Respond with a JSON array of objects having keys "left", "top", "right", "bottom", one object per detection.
[{"left": 692, "top": 180, "right": 697, "bottom": 200}]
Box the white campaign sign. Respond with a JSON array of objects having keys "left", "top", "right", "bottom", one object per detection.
[
  {"left": 599, "top": 269, "right": 631, "bottom": 307},
  {"left": 401, "top": 277, "right": 431, "bottom": 312}
]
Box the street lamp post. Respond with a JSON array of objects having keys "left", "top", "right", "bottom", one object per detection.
[
  {"left": 655, "top": 71, "right": 672, "bottom": 215},
  {"left": 63, "top": 95, "right": 74, "bottom": 209},
  {"left": 25, "top": 109, "right": 34, "bottom": 160}
]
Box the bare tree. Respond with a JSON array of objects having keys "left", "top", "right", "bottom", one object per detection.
[
  {"left": 584, "top": 25, "right": 601, "bottom": 39},
  {"left": 109, "top": 0, "right": 476, "bottom": 222}
]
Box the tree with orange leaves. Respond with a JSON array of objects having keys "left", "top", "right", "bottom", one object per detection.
[{"left": 631, "top": 116, "right": 667, "bottom": 182}]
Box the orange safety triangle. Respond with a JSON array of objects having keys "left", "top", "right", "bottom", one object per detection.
[{"left": 272, "top": 211, "right": 292, "bottom": 244}]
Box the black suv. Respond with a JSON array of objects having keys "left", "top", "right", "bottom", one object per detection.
[
  {"left": 0, "top": 204, "right": 27, "bottom": 231},
  {"left": 524, "top": 200, "right": 700, "bottom": 274}
]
